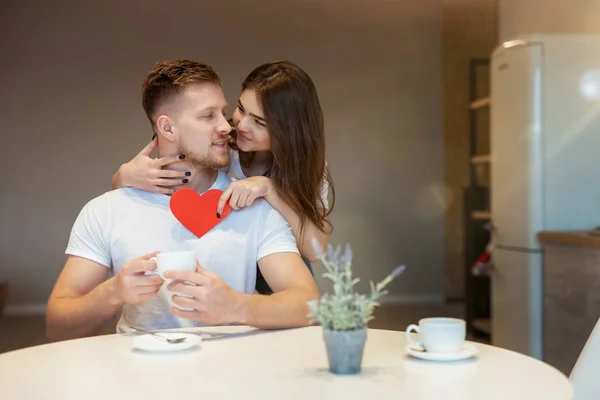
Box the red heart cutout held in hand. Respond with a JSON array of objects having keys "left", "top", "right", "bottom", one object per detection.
[{"left": 170, "top": 188, "right": 231, "bottom": 238}]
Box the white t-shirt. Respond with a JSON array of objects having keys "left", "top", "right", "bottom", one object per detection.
[
  {"left": 222, "top": 148, "right": 330, "bottom": 210},
  {"left": 65, "top": 171, "right": 299, "bottom": 332}
]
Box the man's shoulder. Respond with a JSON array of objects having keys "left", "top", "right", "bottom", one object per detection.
[
  {"left": 118, "top": 187, "right": 163, "bottom": 200},
  {"left": 86, "top": 187, "right": 136, "bottom": 202},
  {"left": 80, "top": 189, "right": 117, "bottom": 208},
  {"left": 81, "top": 188, "right": 161, "bottom": 211}
]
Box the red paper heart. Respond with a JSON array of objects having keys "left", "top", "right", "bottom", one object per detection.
[{"left": 169, "top": 188, "right": 231, "bottom": 238}]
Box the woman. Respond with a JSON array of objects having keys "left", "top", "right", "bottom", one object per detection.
[{"left": 112, "top": 61, "right": 334, "bottom": 293}]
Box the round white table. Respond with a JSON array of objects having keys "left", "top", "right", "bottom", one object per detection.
[{"left": 0, "top": 326, "right": 572, "bottom": 399}]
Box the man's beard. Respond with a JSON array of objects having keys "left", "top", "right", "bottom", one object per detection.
[{"left": 179, "top": 143, "right": 230, "bottom": 169}]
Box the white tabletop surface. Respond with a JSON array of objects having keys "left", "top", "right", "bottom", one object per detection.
[{"left": 0, "top": 326, "right": 572, "bottom": 400}]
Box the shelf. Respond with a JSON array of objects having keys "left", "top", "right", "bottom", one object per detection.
[
  {"left": 471, "top": 154, "right": 491, "bottom": 165},
  {"left": 473, "top": 318, "right": 492, "bottom": 335},
  {"left": 465, "top": 59, "right": 492, "bottom": 340},
  {"left": 471, "top": 211, "right": 491, "bottom": 220},
  {"left": 470, "top": 97, "right": 491, "bottom": 110}
]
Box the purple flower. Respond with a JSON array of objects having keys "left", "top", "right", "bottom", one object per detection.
[
  {"left": 342, "top": 243, "right": 353, "bottom": 267},
  {"left": 327, "top": 243, "right": 336, "bottom": 263},
  {"left": 390, "top": 265, "right": 406, "bottom": 279}
]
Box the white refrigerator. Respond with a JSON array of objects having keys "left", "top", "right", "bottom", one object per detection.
[{"left": 490, "top": 34, "right": 600, "bottom": 359}]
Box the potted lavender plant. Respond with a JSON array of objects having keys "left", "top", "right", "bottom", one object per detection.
[{"left": 308, "top": 240, "right": 406, "bottom": 375}]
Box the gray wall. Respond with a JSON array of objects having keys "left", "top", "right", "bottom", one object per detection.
[{"left": 0, "top": 0, "right": 444, "bottom": 312}]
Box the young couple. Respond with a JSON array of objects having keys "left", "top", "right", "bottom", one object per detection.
[{"left": 45, "top": 59, "right": 335, "bottom": 341}]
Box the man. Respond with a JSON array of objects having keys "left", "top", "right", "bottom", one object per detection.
[{"left": 45, "top": 60, "right": 319, "bottom": 342}]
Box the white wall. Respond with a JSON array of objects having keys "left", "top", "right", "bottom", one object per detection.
[
  {"left": 0, "top": 0, "right": 444, "bottom": 311},
  {"left": 499, "top": 0, "right": 600, "bottom": 41}
]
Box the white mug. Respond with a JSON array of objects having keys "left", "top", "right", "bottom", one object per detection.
[
  {"left": 406, "top": 317, "right": 466, "bottom": 353},
  {"left": 148, "top": 251, "right": 197, "bottom": 311},
  {"left": 148, "top": 251, "right": 197, "bottom": 279}
]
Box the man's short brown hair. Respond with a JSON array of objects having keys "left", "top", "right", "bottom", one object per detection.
[{"left": 142, "top": 59, "right": 221, "bottom": 126}]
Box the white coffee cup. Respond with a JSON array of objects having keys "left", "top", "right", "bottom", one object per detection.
[
  {"left": 148, "top": 251, "right": 197, "bottom": 311},
  {"left": 406, "top": 317, "right": 466, "bottom": 353},
  {"left": 148, "top": 251, "right": 197, "bottom": 279}
]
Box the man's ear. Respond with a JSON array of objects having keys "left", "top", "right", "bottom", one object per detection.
[{"left": 156, "top": 115, "right": 176, "bottom": 142}]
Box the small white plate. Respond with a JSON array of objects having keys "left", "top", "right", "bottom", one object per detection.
[
  {"left": 132, "top": 333, "right": 202, "bottom": 353},
  {"left": 406, "top": 342, "right": 479, "bottom": 361}
]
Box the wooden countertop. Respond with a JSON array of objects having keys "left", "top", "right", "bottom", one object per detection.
[{"left": 538, "top": 230, "right": 600, "bottom": 248}]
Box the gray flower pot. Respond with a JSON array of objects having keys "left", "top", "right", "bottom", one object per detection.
[{"left": 323, "top": 328, "right": 367, "bottom": 375}]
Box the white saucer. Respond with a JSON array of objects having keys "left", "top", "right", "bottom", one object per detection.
[
  {"left": 406, "top": 342, "right": 478, "bottom": 361},
  {"left": 132, "top": 333, "right": 202, "bottom": 353}
]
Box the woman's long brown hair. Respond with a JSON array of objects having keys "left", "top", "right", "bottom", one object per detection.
[{"left": 230, "top": 61, "right": 335, "bottom": 235}]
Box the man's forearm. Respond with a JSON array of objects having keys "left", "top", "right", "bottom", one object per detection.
[
  {"left": 235, "top": 287, "right": 319, "bottom": 329},
  {"left": 46, "top": 279, "right": 122, "bottom": 342}
]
